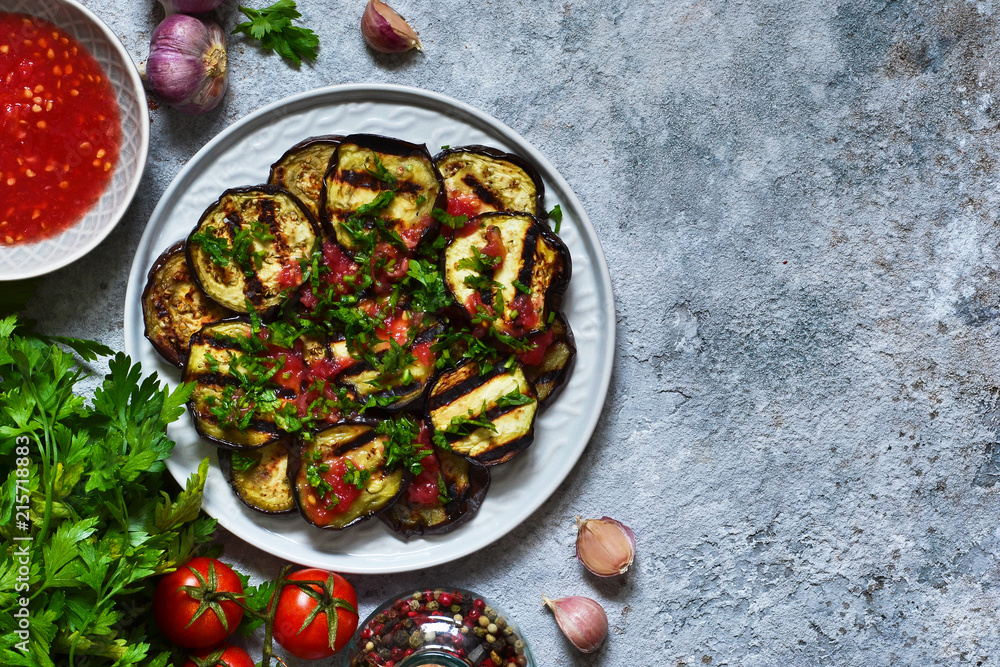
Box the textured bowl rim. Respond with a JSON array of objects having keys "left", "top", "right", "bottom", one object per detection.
[{"left": 0, "top": 0, "right": 149, "bottom": 280}]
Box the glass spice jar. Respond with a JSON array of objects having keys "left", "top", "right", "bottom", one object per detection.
[{"left": 342, "top": 588, "right": 535, "bottom": 667}]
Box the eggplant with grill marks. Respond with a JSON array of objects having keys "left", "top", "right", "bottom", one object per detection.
[
  {"left": 183, "top": 319, "right": 287, "bottom": 450},
  {"left": 268, "top": 135, "right": 344, "bottom": 220},
  {"left": 523, "top": 312, "right": 576, "bottom": 405},
  {"left": 444, "top": 212, "right": 570, "bottom": 338},
  {"left": 187, "top": 185, "right": 319, "bottom": 314},
  {"left": 142, "top": 241, "right": 235, "bottom": 367},
  {"left": 427, "top": 361, "right": 538, "bottom": 466},
  {"left": 219, "top": 440, "right": 296, "bottom": 514},
  {"left": 434, "top": 145, "right": 544, "bottom": 217},
  {"left": 381, "top": 448, "right": 490, "bottom": 538},
  {"left": 290, "top": 423, "right": 406, "bottom": 530},
  {"left": 321, "top": 134, "right": 444, "bottom": 252},
  {"left": 337, "top": 314, "right": 444, "bottom": 412}
]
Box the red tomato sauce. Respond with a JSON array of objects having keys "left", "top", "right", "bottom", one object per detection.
[
  {"left": 1, "top": 13, "right": 122, "bottom": 245},
  {"left": 446, "top": 193, "right": 484, "bottom": 218},
  {"left": 407, "top": 452, "right": 442, "bottom": 506},
  {"left": 480, "top": 226, "right": 506, "bottom": 261},
  {"left": 517, "top": 329, "right": 554, "bottom": 367},
  {"left": 305, "top": 458, "right": 364, "bottom": 523},
  {"left": 511, "top": 293, "right": 539, "bottom": 333}
]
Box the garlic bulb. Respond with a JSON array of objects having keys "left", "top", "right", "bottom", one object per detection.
[
  {"left": 157, "top": 0, "right": 227, "bottom": 15},
  {"left": 361, "top": 0, "right": 422, "bottom": 54},
  {"left": 575, "top": 516, "right": 635, "bottom": 577},
  {"left": 542, "top": 595, "right": 608, "bottom": 653},
  {"left": 146, "top": 14, "right": 228, "bottom": 114}
]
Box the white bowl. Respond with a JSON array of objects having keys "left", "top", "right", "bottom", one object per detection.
[{"left": 0, "top": 0, "right": 148, "bottom": 280}]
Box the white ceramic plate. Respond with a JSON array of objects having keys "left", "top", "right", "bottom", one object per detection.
[
  {"left": 0, "top": 0, "right": 148, "bottom": 280},
  {"left": 123, "top": 84, "right": 614, "bottom": 574}
]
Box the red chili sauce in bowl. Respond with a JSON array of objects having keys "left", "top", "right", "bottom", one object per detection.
[{"left": 1, "top": 12, "right": 122, "bottom": 245}]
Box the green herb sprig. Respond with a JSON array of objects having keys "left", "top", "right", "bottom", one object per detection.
[
  {"left": 0, "top": 317, "right": 215, "bottom": 667},
  {"left": 234, "top": 0, "right": 320, "bottom": 67}
]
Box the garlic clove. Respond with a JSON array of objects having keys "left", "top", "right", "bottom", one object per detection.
[
  {"left": 542, "top": 595, "right": 608, "bottom": 653},
  {"left": 361, "top": 0, "right": 422, "bottom": 54},
  {"left": 575, "top": 516, "right": 636, "bottom": 577}
]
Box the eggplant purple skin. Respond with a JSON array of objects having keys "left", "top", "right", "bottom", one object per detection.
[
  {"left": 185, "top": 184, "right": 320, "bottom": 316},
  {"left": 318, "top": 133, "right": 447, "bottom": 247},
  {"left": 287, "top": 425, "right": 411, "bottom": 531},
  {"left": 380, "top": 458, "right": 491, "bottom": 539},
  {"left": 537, "top": 221, "right": 573, "bottom": 299},
  {"left": 531, "top": 312, "right": 576, "bottom": 406},
  {"left": 218, "top": 445, "right": 296, "bottom": 516},
  {"left": 433, "top": 144, "right": 546, "bottom": 216}
]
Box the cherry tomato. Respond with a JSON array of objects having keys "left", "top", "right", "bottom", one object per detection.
[
  {"left": 273, "top": 569, "right": 358, "bottom": 659},
  {"left": 182, "top": 644, "right": 255, "bottom": 667},
  {"left": 153, "top": 557, "right": 245, "bottom": 649}
]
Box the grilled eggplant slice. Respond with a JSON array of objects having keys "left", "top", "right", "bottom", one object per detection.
[
  {"left": 427, "top": 361, "right": 538, "bottom": 465},
  {"left": 187, "top": 185, "right": 319, "bottom": 314},
  {"left": 321, "top": 134, "right": 444, "bottom": 252},
  {"left": 522, "top": 313, "right": 576, "bottom": 405},
  {"left": 434, "top": 145, "right": 544, "bottom": 217},
  {"left": 269, "top": 135, "right": 344, "bottom": 220},
  {"left": 183, "top": 320, "right": 285, "bottom": 450},
  {"left": 219, "top": 441, "right": 295, "bottom": 514},
  {"left": 291, "top": 423, "right": 406, "bottom": 530},
  {"left": 444, "top": 212, "right": 571, "bottom": 338},
  {"left": 142, "top": 241, "right": 234, "bottom": 367},
  {"left": 337, "top": 315, "right": 443, "bottom": 411},
  {"left": 381, "top": 449, "right": 490, "bottom": 538}
]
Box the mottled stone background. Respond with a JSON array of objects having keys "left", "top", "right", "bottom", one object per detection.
[{"left": 23, "top": 0, "right": 1000, "bottom": 664}]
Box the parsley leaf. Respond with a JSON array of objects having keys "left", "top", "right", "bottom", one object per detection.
[
  {"left": 343, "top": 461, "right": 371, "bottom": 489},
  {"left": 437, "top": 471, "right": 450, "bottom": 505},
  {"left": 495, "top": 387, "right": 534, "bottom": 409},
  {"left": 457, "top": 247, "right": 500, "bottom": 273},
  {"left": 190, "top": 226, "right": 232, "bottom": 267},
  {"left": 356, "top": 190, "right": 396, "bottom": 216},
  {"left": 435, "top": 407, "right": 498, "bottom": 450},
  {"left": 231, "top": 452, "right": 257, "bottom": 473},
  {"left": 548, "top": 204, "right": 563, "bottom": 233},
  {"left": 366, "top": 154, "right": 397, "bottom": 186},
  {"left": 234, "top": 0, "right": 320, "bottom": 67},
  {"left": 432, "top": 207, "right": 469, "bottom": 229},
  {"left": 376, "top": 414, "right": 426, "bottom": 475},
  {"left": 406, "top": 260, "right": 453, "bottom": 313}
]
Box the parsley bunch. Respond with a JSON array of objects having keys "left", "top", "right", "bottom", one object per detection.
[
  {"left": 0, "top": 317, "right": 216, "bottom": 667},
  {"left": 234, "top": 0, "right": 320, "bottom": 67}
]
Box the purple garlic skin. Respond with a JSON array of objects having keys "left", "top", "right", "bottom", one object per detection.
[
  {"left": 147, "top": 14, "right": 228, "bottom": 114},
  {"left": 543, "top": 595, "right": 608, "bottom": 653},
  {"left": 362, "top": 0, "right": 422, "bottom": 54},
  {"left": 158, "top": 0, "right": 227, "bottom": 14}
]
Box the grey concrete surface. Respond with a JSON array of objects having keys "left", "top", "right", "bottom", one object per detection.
[{"left": 21, "top": 0, "right": 1000, "bottom": 664}]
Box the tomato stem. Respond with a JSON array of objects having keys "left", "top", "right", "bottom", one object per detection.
[{"left": 258, "top": 564, "right": 293, "bottom": 667}]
